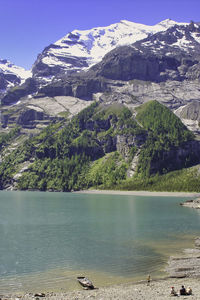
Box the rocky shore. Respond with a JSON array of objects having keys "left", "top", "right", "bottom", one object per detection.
[
  {"left": 181, "top": 198, "right": 200, "bottom": 209},
  {"left": 2, "top": 237, "right": 200, "bottom": 300},
  {"left": 166, "top": 238, "right": 200, "bottom": 278},
  {"left": 1, "top": 276, "right": 200, "bottom": 300}
]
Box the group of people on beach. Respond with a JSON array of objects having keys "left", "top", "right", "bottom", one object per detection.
[
  {"left": 147, "top": 275, "right": 192, "bottom": 297},
  {"left": 171, "top": 285, "right": 192, "bottom": 296}
]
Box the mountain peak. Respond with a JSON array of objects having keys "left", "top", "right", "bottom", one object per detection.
[
  {"left": 158, "top": 18, "right": 188, "bottom": 27},
  {"left": 33, "top": 18, "right": 187, "bottom": 80},
  {"left": 0, "top": 59, "right": 31, "bottom": 78},
  {"left": 0, "top": 58, "right": 32, "bottom": 93}
]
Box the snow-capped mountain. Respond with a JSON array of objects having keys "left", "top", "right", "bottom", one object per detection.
[
  {"left": 32, "top": 19, "right": 188, "bottom": 80},
  {"left": 90, "top": 22, "right": 200, "bottom": 82},
  {"left": 1, "top": 18, "right": 200, "bottom": 141},
  {"left": 0, "top": 59, "right": 31, "bottom": 96}
]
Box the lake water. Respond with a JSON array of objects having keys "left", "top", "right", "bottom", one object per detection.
[{"left": 0, "top": 191, "right": 200, "bottom": 293}]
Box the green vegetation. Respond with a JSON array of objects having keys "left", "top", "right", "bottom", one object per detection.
[
  {"left": 136, "top": 101, "right": 194, "bottom": 176},
  {"left": 0, "top": 127, "right": 21, "bottom": 151},
  {"left": 0, "top": 100, "right": 199, "bottom": 192},
  {"left": 0, "top": 102, "right": 138, "bottom": 191},
  {"left": 136, "top": 101, "right": 194, "bottom": 145},
  {"left": 84, "top": 152, "right": 128, "bottom": 188},
  {"left": 115, "top": 165, "right": 200, "bottom": 192},
  {"left": 58, "top": 111, "right": 70, "bottom": 118}
]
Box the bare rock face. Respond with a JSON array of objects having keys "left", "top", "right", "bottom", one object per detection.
[
  {"left": 90, "top": 24, "right": 200, "bottom": 83},
  {"left": 91, "top": 46, "right": 182, "bottom": 82},
  {"left": 39, "top": 76, "right": 108, "bottom": 100},
  {"left": 32, "top": 44, "right": 89, "bottom": 79},
  {"left": 195, "top": 237, "right": 200, "bottom": 248},
  {"left": 39, "top": 80, "right": 73, "bottom": 97},
  {"left": 115, "top": 134, "right": 145, "bottom": 159},
  {"left": 176, "top": 101, "right": 200, "bottom": 121},
  {"left": 17, "top": 107, "right": 45, "bottom": 128},
  {"left": 1, "top": 78, "right": 37, "bottom": 105},
  {"left": 181, "top": 198, "right": 200, "bottom": 209},
  {"left": 1, "top": 95, "right": 94, "bottom": 134},
  {"left": 0, "top": 59, "right": 31, "bottom": 98},
  {"left": 0, "top": 72, "right": 21, "bottom": 92}
]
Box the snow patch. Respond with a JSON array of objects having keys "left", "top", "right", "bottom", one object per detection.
[
  {"left": 172, "top": 36, "right": 192, "bottom": 49},
  {"left": 38, "top": 19, "right": 189, "bottom": 72},
  {"left": 0, "top": 59, "right": 32, "bottom": 82},
  {"left": 191, "top": 32, "right": 200, "bottom": 44}
]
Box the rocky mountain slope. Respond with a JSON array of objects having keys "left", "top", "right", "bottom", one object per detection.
[
  {"left": 3, "top": 21, "right": 199, "bottom": 135},
  {"left": 0, "top": 59, "right": 31, "bottom": 97},
  {"left": 32, "top": 19, "right": 187, "bottom": 81},
  {"left": 1, "top": 100, "right": 200, "bottom": 191},
  {"left": 1, "top": 19, "right": 200, "bottom": 192}
]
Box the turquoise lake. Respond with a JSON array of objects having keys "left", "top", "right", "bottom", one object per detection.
[{"left": 0, "top": 191, "right": 200, "bottom": 292}]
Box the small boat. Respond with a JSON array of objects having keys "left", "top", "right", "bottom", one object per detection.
[{"left": 77, "top": 276, "right": 94, "bottom": 289}]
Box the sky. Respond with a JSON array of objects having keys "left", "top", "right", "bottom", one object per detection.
[{"left": 0, "top": 0, "right": 200, "bottom": 70}]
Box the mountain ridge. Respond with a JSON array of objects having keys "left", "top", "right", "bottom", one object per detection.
[
  {"left": 0, "top": 19, "right": 200, "bottom": 192},
  {"left": 31, "top": 19, "right": 189, "bottom": 80},
  {"left": 0, "top": 59, "right": 31, "bottom": 97}
]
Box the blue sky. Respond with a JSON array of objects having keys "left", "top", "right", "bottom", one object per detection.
[{"left": 0, "top": 0, "right": 199, "bottom": 69}]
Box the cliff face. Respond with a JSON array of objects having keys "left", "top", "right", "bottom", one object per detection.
[
  {"left": 0, "top": 59, "right": 31, "bottom": 98},
  {"left": 1, "top": 21, "right": 200, "bottom": 140},
  {"left": 31, "top": 19, "right": 181, "bottom": 80}
]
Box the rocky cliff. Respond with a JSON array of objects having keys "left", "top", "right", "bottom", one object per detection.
[
  {"left": 0, "top": 59, "right": 31, "bottom": 98},
  {"left": 32, "top": 19, "right": 183, "bottom": 81}
]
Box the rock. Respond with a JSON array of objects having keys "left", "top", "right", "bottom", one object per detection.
[
  {"left": 1, "top": 78, "right": 37, "bottom": 105},
  {"left": 176, "top": 100, "right": 200, "bottom": 122},
  {"left": 92, "top": 45, "right": 182, "bottom": 82},
  {"left": 17, "top": 107, "right": 44, "bottom": 128},
  {"left": 166, "top": 239, "right": 200, "bottom": 278},
  {"left": 39, "top": 76, "right": 108, "bottom": 100},
  {"left": 195, "top": 237, "right": 200, "bottom": 248},
  {"left": 116, "top": 135, "right": 137, "bottom": 159},
  {"left": 181, "top": 198, "right": 200, "bottom": 209},
  {"left": 39, "top": 80, "right": 73, "bottom": 97}
]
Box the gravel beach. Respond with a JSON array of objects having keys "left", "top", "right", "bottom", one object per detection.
[
  {"left": 75, "top": 189, "right": 200, "bottom": 197},
  {"left": 1, "top": 277, "right": 200, "bottom": 300},
  {"left": 2, "top": 239, "right": 200, "bottom": 300}
]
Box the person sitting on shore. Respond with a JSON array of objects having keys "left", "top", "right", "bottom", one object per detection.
[
  {"left": 170, "top": 286, "right": 178, "bottom": 296},
  {"left": 180, "top": 285, "right": 187, "bottom": 295},
  {"left": 186, "top": 287, "right": 192, "bottom": 295}
]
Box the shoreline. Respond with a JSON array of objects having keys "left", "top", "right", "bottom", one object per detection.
[
  {"left": 2, "top": 241, "right": 200, "bottom": 300},
  {"left": 2, "top": 277, "right": 200, "bottom": 299},
  {"left": 1, "top": 236, "right": 199, "bottom": 299},
  {"left": 2, "top": 191, "right": 200, "bottom": 299},
  {"left": 74, "top": 189, "right": 200, "bottom": 197}
]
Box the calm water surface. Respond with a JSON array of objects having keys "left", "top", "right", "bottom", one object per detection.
[{"left": 0, "top": 191, "right": 200, "bottom": 292}]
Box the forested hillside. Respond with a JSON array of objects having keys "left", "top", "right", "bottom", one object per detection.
[{"left": 0, "top": 101, "right": 199, "bottom": 192}]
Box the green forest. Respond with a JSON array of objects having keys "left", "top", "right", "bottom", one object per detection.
[{"left": 0, "top": 100, "right": 200, "bottom": 192}]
